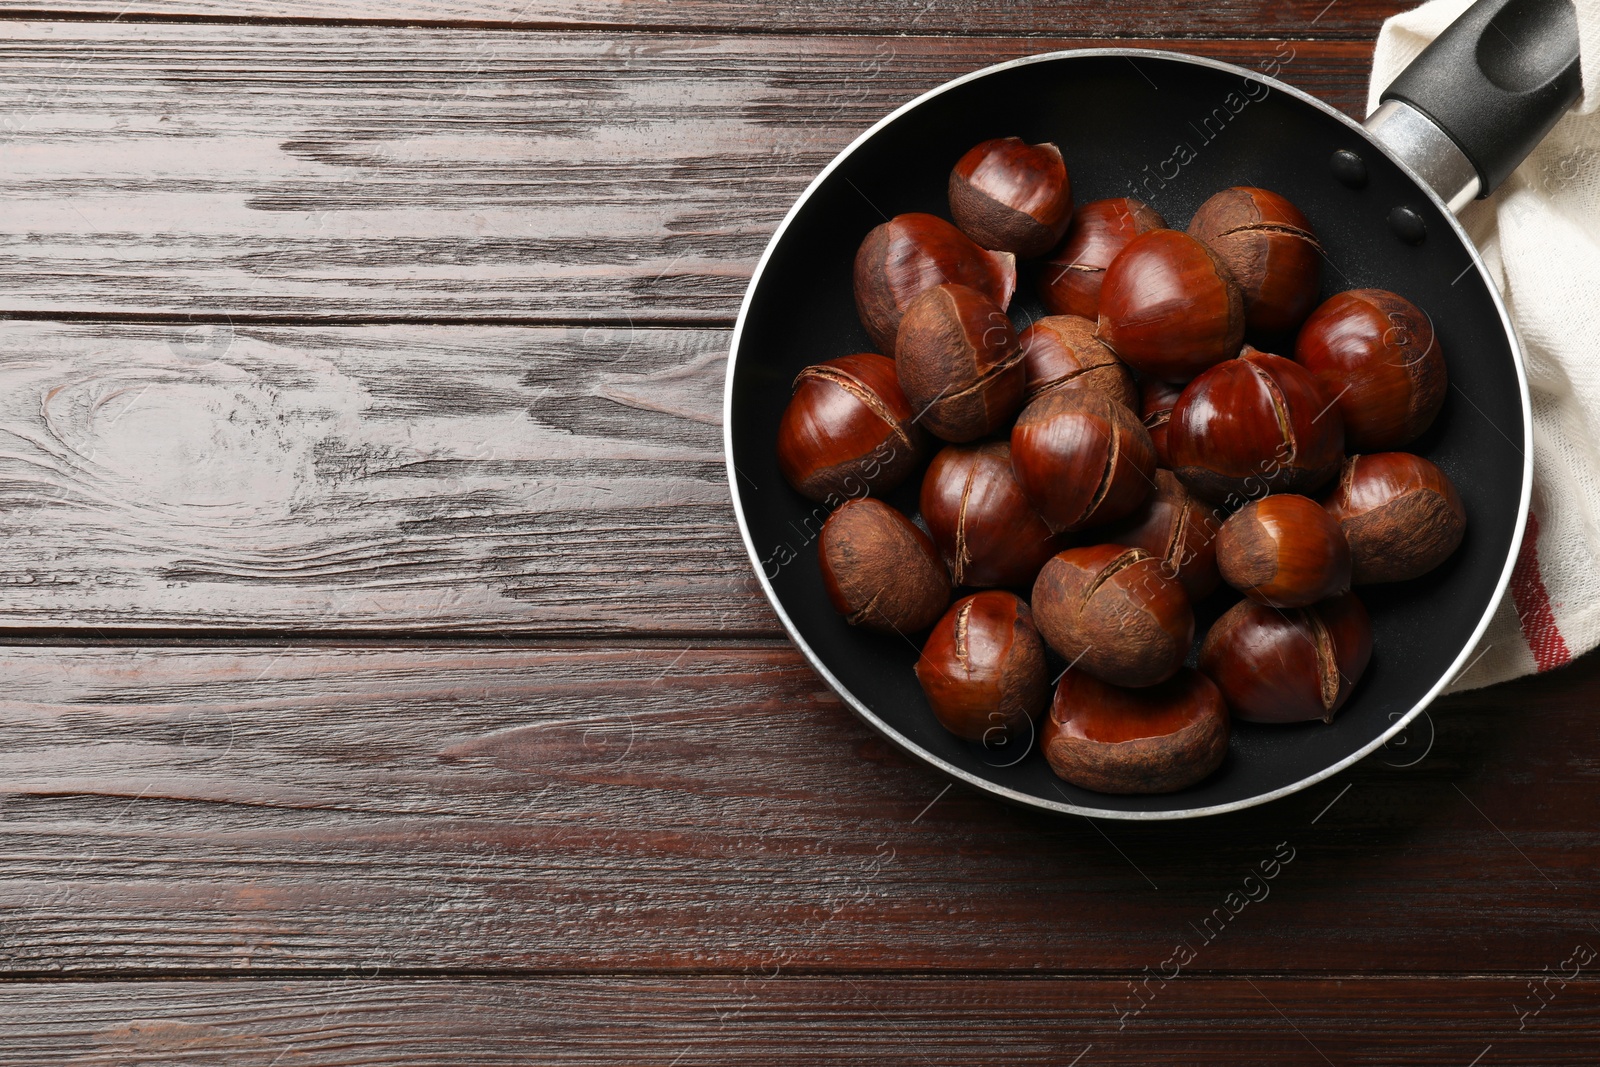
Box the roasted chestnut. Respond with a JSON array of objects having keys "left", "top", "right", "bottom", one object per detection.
[
  {"left": 855, "top": 213, "right": 1018, "bottom": 355},
  {"left": 1294, "top": 288, "right": 1446, "bottom": 451},
  {"left": 1038, "top": 197, "right": 1166, "bottom": 319},
  {"left": 1041, "top": 668, "right": 1228, "bottom": 793},
  {"left": 948, "top": 137, "right": 1074, "bottom": 258},
  {"left": 1031, "top": 544, "right": 1194, "bottom": 688},
  {"left": 1103, "top": 469, "right": 1222, "bottom": 600},
  {"left": 1187, "top": 187, "right": 1321, "bottom": 338},
  {"left": 895, "top": 283, "right": 1025, "bottom": 442},
  {"left": 777, "top": 353, "right": 929, "bottom": 503},
  {"left": 1010, "top": 390, "right": 1156, "bottom": 532},
  {"left": 1216, "top": 493, "right": 1351, "bottom": 607},
  {"left": 1323, "top": 452, "right": 1466, "bottom": 583},
  {"left": 1095, "top": 228, "right": 1245, "bottom": 382},
  {"left": 920, "top": 440, "right": 1064, "bottom": 588},
  {"left": 1168, "top": 345, "right": 1345, "bottom": 504},
  {"left": 1017, "top": 314, "right": 1137, "bottom": 410},
  {"left": 916, "top": 591, "right": 1050, "bottom": 743},
  {"left": 1199, "top": 592, "right": 1373, "bottom": 723},
  {"left": 1140, "top": 378, "right": 1184, "bottom": 468},
  {"left": 818, "top": 498, "right": 950, "bottom": 634}
]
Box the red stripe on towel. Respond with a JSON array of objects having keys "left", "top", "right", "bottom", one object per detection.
[{"left": 1510, "top": 510, "right": 1571, "bottom": 672}]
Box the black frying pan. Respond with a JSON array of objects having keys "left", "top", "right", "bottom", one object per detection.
[{"left": 724, "top": 0, "right": 1582, "bottom": 819}]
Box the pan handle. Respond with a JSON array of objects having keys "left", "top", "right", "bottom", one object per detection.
[{"left": 1368, "top": 0, "right": 1582, "bottom": 211}]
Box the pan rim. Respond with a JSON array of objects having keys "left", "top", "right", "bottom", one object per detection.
[{"left": 722, "top": 46, "right": 1535, "bottom": 821}]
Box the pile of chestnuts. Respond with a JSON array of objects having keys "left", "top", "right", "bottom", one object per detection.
[{"left": 775, "top": 135, "right": 1467, "bottom": 796}]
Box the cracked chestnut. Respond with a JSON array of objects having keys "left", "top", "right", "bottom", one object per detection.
[
  {"left": 818, "top": 498, "right": 950, "bottom": 634},
  {"left": 1038, "top": 197, "right": 1166, "bottom": 319},
  {"left": 1140, "top": 378, "right": 1183, "bottom": 468},
  {"left": 1199, "top": 592, "right": 1372, "bottom": 723},
  {"left": 919, "top": 440, "right": 1064, "bottom": 588},
  {"left": 895, "top": 282, "right": 1025, "bottom": 442},
  {"left": 1031, "top": 544, "right": 1194, "bottom": 688},
  {"left": 1168, "top": 345, "right": 1345, "bottom": 504},
  {"left": 1216, "top": 493, "right": 1351, "bottom": 607},
  {"left": 916, "top": 590, "right": 1050, "bottom": 744},
  {"left": 948, "top": 137, "right": 1074, "bottom": 258},
  {"left": 777, "top": 353, "right": 929, "bottom": 503},
  {"left": 854, "top": 212, "right": 1017, "bottom": 355},
  {"left": 1187, "top": 186, "right": 1322, "bottom": 338},
  {"left": 1017, "top": 314, "right": 1137, "bottom": 410},
  {"left": 1042, "top": 667, "right": 1229, "bottom": 794},
  {"left": 1293, "top": 289, "right": 1445, "bottom": 451},
  {"left": 1323, "top": 452, "right": 1466, "bottom": 583},
  {"left": 1096, "top": 228, "right": 1246, "bottom": 382},
  {"left": 1010, "top": 390, "right": 1157, "bottom": 533},
  {"left": 1103, "top": 468, "right": 1222, "bottom": 601}
]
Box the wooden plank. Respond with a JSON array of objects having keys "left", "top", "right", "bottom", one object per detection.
[
  {"left": 0, "top": 976, "right": 1595, "bottom": 1064},
  {"left": 0, "top": 642, "right": 1594, "bottom": 975},
  {"left": 0, "top": 0, "right": 1414, "bottom": 37},
  {"left": 0, "top": 320, "right": 772, "bottom": 634},
  {"left": 0, "top": 24, "right": 1374, "bottom": 320}
]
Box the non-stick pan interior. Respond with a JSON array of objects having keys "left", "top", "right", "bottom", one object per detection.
[{"left": 728, "top": 51, "right": 1528, "bottom": 817}]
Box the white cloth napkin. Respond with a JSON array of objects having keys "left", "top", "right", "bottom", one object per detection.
[{"left": 1369, "top": 0, "right": 1600, "bottom": 690}]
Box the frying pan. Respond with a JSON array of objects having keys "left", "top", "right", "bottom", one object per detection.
[{"left": 724, "top": 0, "right": 1582, "bottom": 819}]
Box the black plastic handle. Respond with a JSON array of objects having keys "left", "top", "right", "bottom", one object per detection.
[{"left": 1380, "top": 0, "right": 1582, "bottom": 197}]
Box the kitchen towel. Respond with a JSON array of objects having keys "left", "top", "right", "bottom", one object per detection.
[{"left": 1369, "top": 0, "right": 1600, "bottom": 690}]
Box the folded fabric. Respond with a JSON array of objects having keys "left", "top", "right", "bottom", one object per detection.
[{"left": 1370, "top": 0, "right": 1600, "bottom": 691}]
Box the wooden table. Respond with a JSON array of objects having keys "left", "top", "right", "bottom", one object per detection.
[{"left": 0, "top": 1, "right": 1595, "bottom": 1061}]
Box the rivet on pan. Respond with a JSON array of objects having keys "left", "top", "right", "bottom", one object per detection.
[
  {"left": 1388, "top": 206, "right": 1427, "bottom": 245},
  {"left": 1330, "top": 149, "right": 1368, "bottom": 189}
]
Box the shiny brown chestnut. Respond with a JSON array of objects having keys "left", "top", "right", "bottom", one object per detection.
[
  {"left": 1038, "top": 197, "right": 1166, "bottom": 319},
  {"left": 1010, "top": 390, "right": 1157, "bottom": 533},
  {"left": 916, "top": 591, "right": 1050, "bottom": 744},
  {"left": 1140, "top": 378, "right": 1184, "bottom": 468},
  {"left": 1216, "top": 493, "right": 1351, "bottom": 607},
  {"left": 895, "top": 283, "right": 1025, "bottom": 442},
  {"left": 1017, "top": 314, "right": 1137, "bottom": 410},
  {"left": 920, "top": 440, "right": 1065, "bottom": 588},
  {"left": 1294, "top": 289, "right": 1446, "bottom": 451},
  {"left": 1199, "top": 592, "right": 1373, "bottom": 723},
  {"left": 948, "top": 137, "right": 1074, "bottom": 258},
  {"left": 1188, "top": 186, "right": 1322, "bottom": 338},
  {"left": 1041, "top": 668, "right": 1228, "bottom": 794},
  {"left": 1168, "top": 345, "right": 1345, "bottom": 504},
  {"left": 1103, "top": 468, "right": 1222, "bottom": 601},
  {"left": 1096, "top": 228, "right": 1246, "bottom": 382},
  {"left": 776, "top": 353, "right": 929, "bottom": 503},
  {"left": 854, "top": 213, "right": 1018, "bottom": 355},
  {"left": 1031, "top": 544, "right": 1194, "bottom": 688},
  {"left": 1323, "top": 452, "right": 1466, "bottom": 583},
  {"left": 818, "top": 498, "right": 950, "bottom": 634}
]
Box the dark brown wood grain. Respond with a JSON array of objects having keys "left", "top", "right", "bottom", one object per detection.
[
  {"left": 0, "top": 24, "right": 1374, "bottom": 321},
  {"left": 0, "top": 3, "right": 1585, "bottom": 1057},
  {"left": 0, "top": 0, "right": 1413, "bottom": 37},
  {"left": 0, "top": 976, "right": 1595, "bottom": 1064},
  {"left": 0, "top": 642, "right": 1593, "bottom": 976},
  {"left": 0, "top": 321, "right": 771, "bottom": 634}
]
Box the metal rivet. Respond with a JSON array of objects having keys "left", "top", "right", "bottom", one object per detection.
[
  {"left": 1388, "top": 206, "right": 1427, "bottom": 245},
  {"left": 1330, "top": 149, "right": 1369, "bottom": 189}
]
